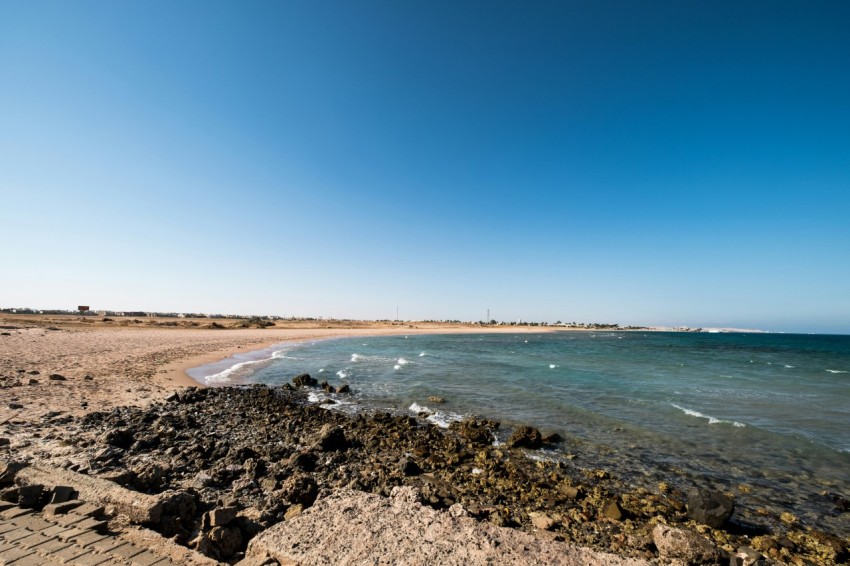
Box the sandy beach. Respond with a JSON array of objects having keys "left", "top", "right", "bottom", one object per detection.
[{"left": 0, "top": 314, "right": 544, "bottom": 425}]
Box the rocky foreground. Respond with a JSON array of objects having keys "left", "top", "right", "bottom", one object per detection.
[{"left": 4, "top": 383, "right": 849, "bottom": 565}]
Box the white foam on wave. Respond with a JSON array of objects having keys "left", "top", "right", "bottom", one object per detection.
[
  {"left": 671, "top": 403, "right": 746, "bottom": 428},
  {"left": 351, "top": 354, "right": 361, "bottom": 362},
  {"left": 549, "top": 364, "right": 558, "bottom": 369},
  {"left": 393, "top": 365, "right": 401, "bottom": 370},
  {"left": 826, "top": 369, "right": 848, "bottom": 374},
  {"left": 397, "top": 357, "right": 411, "bottom": 365},
  {"left": 419, "top": 352, "right": 426, "bottom": 357},
  {"left": 784, "top": 365, "right": 794, "bottom": 369},
  {"left": 336, "top": 370, "right": 348, "bottom": 379},
  {"left": 203, "top": 356, "right": 272, "bottom": 384},
  {"left": 408, "top": 402, "right": 462, "bottom": 428}
]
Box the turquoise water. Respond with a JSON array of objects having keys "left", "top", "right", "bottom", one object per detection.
[{"left": 190, "top": 331, "right": 850, "bottom": 534}]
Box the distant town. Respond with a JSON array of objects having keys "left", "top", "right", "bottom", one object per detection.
[{"left": 2, "top": 306, "right": 742, "bottom": 332}]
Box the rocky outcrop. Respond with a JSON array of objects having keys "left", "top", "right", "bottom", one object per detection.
[
  {"left": 247, "top": 487, "right": 650, "bottom": 566},
  {"left": 507, "top": 425, "right": 543, "bottom": 449}
]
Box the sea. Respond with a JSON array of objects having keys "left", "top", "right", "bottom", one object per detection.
[{"left": 187, "top": 331, "right": 850, "bottom": 536}]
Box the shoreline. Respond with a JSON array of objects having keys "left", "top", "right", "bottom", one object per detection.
[{"left": 2, "top": 314, "right": 847, "bottom": 564}]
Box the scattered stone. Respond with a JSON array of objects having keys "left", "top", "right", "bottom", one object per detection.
[
  {"left": 27, "top": 370, "right": 40, "bottom": 375},
  {"left": 529, "top": 511, "right": 555, "bottom": 530},
  {"left": 50, "top": 485, "right": 75, "bottom": 503},
  {"left": 0, "top": 438, "right": 10, "bottom": 447},
  {"left": 17, "top": 483, "right": 45, "bottom": 508},
  {"left": 48, "top": 373, "right": 67, "bottom": 381},
  {"left": 8, "top": 403, "right": 23, "bottom": 409},
  {"left": 312, "top": 424, "right": 348, "bottom": 452},
  {"left": 205, "top": 505, "right": 238, "bottom": 527},
  {"left": 84, "top": 374, "right": 94, "bottom": 381},
  {"left": 507, "top": 425, "right": 543, "bottom": 449},
  {"left": 542, "top": 432, "right": 563, "bottom": 443},
  {"left": 603, "top": 500, "right": 624, "bottom": 521},
  {"left": 321, "top": 381, "right": 336, "bottom": 393},
  {"left": 687, "top": 488, "right": 734, "bottom": 528},
  {"left": 400, "top": 458, "right": 422, "bottom": 476},
  {"left": 27, "top": 378, "right": 38, "bottom": 385},
  {"left": 427, "top": 396, "right": 446, "bottom": 404},
  {"left": 337, "top": 384, "right": 351, "bottom": 393},
  {"left": 652, "top": 523, "right": 721, "bottom": 564}
]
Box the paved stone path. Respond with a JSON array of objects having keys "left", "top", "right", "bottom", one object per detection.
[{"left": 0, "top": 501, "right": 176, "bottom": 566}]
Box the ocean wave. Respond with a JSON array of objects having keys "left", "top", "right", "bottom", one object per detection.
[
  {"left": 826, "top": 369, "right": 847, "bottom": 374},
  {"left": 419, "top": 352, "right": 427, "bottom": 357},
  {"left": 336, "top": 370, "right": 348, "bottom": 379},
  {"left": 397, "top": 357, "right": 411, "bottom": 365},
  {"left": 351, "top": 354, "right": 361, "bottom": 362},
  {"left": 203, "top": 358, "right": 267, "bottom": 384},
  {"left": 671, "top": 403, "right": 745, "bottom": 427},
  {"left": 408, "top": 402, "right": 462, "bottom": 428},
  {"left": 549, "top": 364, "right": 558, "bottom": 369}
]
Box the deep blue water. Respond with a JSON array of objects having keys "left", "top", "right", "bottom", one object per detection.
[{"left": 189, "top": 331, "right": 850, "bottom": 535}]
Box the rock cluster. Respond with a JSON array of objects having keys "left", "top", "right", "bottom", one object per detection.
[{"left": 8, "top": 384, "right": 844, "bottom": 565}]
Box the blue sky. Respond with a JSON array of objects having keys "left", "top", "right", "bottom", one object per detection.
[{"left": 1, "top": 1, "right": 849, "bottom": 332}]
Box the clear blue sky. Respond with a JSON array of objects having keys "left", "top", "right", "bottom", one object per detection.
[{"left": 2, "top": 1, "right": 849, "bottom": 333}]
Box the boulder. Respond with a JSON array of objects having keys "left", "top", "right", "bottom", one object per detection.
[
  {"left": 292, "top": 373, "right": 317, "bottom": 387},
  {"left": 337, "top": 384, "right": 351, "bottom": 393},
  {"left": 507, "top": 425, "right": 543, "bottom": 449},
  {"left": 652, "top": 524, "right": 721, "bottom": 565},
  {"left": 312, "top": 424, "right": 348, "bottom": 452},
  {"left": 687, "top": 488, "right": 734, "bottom": 528}
]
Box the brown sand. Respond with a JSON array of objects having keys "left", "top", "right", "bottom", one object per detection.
[{"left": 0, "top": 314, "right": 551, "bottom": 425}]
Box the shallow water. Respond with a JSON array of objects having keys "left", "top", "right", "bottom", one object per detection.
[{"left": 189, "top": 331, "right": 850, "bottom": 535}]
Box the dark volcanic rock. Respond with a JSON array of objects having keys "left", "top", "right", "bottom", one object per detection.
[
  {"left": 312, "top": 424, "right": 348, "bottom": 452},
  {"left": 507, "top": 425, "right": 543, "bottom": 449},
  {"left": 48, "top": 373, "right": 67, "bottom": 381},
  {"left": 449, "top": 418, "right": 499, "bottom": 447},
  {"left": 687, "top": 488, "right": 734, "bottom": 528},
  {"left": 293, "top": 373, "right": 317, "bottom": 387}
]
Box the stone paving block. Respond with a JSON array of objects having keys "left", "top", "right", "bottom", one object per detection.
[
  {"left": 110, "top": 542, "right": 145, "bottom": 561},
  {"left": 40, "top": 524, "right": 73, "bottom": 538},
  {"left": 55, "top": 527, "right": 87, "bottom": 542},
  {"left": 130, "top": 549, "right": 170, "bottom": 566},
  {"left": 73, "top": 551, "right": 121, "bottom": 566},
  {"left": 43, "top": 499, "right": 84, "bottom": 517},
  {"left": 0, "top": 544, "right": 36, "bottom": 564},
  {"left": 11, "top": 514, "right": 52, "bottom": 532},
  {"left": 70, "top": 503, "right": 106, "bottom": 518},
  {"left": 1, "top": 526, "right": 34, "bottom": 543},
  {"left": 52, "top": 513, "right": 86, "bottom": 527},
  {"left": 0, "top": 507, "right": 31, "bottom": 520},
  {"left": 74, "top": 529, "right": 110, "bottom": 546},
  {"left": 7, "top": 554, "right": 58, "bottom": 566},
  {"left": 91, "top": 537, "right": 130, "bottom": 555},
  {"left": 49, "top": 543, "right": 95, "bottom": 563},
  {"left": 13, "top": 531, "right": 48, "bottom": 549},
  {"left": 31, "top": 536, "right": 73, "bottom": 556}
]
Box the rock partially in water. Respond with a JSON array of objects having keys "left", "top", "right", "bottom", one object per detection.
[
  {"left": 507, "top": 425, "right": 542, "bottom": 449},
  {"left": 687, "top": 488, "right": 734, "bottom": 528},
  {"left": 293, "top": 373, "right": 317, "bottom": 387}
]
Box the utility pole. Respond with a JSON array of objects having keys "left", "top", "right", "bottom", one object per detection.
[
  {"left": 396, "top": 305, "right": 399, "bottom": 321},
  {"left": 487, "top": 309, "right": 490, "bottom": 324}
]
